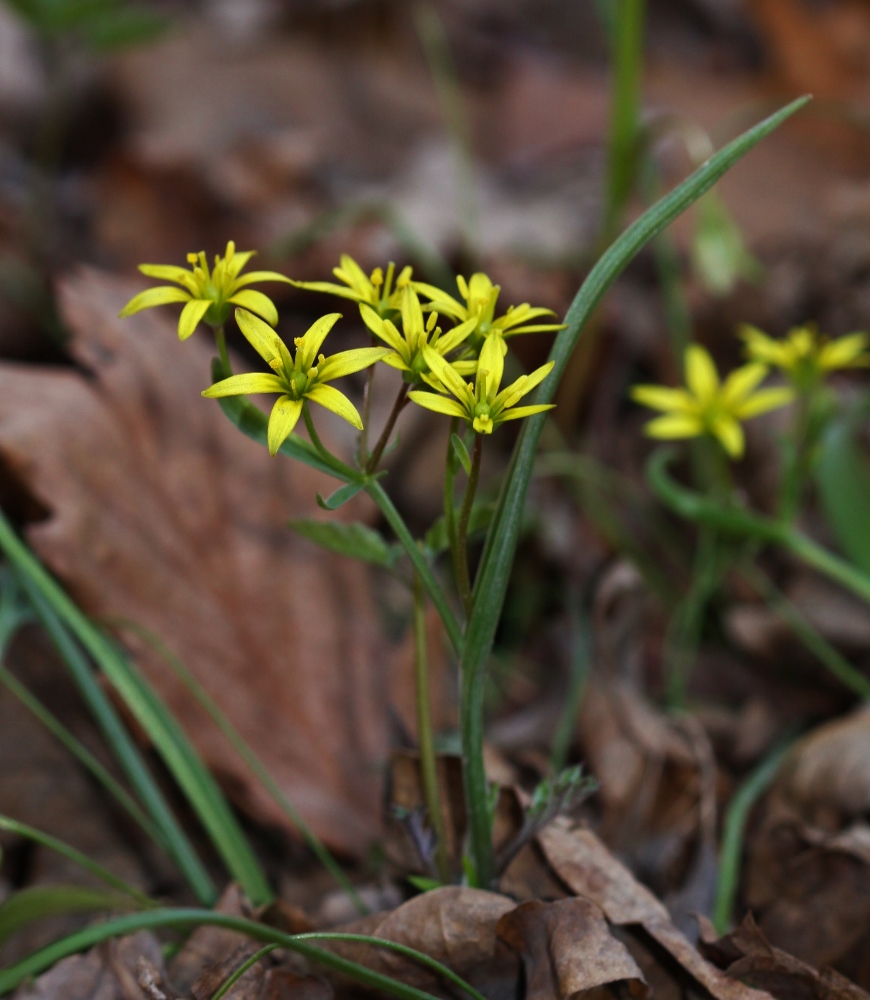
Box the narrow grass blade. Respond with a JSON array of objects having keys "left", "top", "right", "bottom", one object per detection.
[
  {"left": 0, "top": 815, "right": 154, "bottom": 907},
  {"left": 816, "top": 417, "right": 870, "bottom": 576},
  {"left": 0, "top": 510, "right": 269, "bottom": 905},
  {"left": 0, "top": 909, "right": 478, "bottom": 1000},
  {"left": 112, "top": 619, "right": 369, "bottom": 916},
  {"left": 0, "top": 887, "right": 141, "bottom": 947},
  {"left": 11, "top": 582, "right": 216, "bottom": 905},
  {"left": 462, "top": 95, "right": 811, "bottom": 886},
  {"left": 0, "top": 665, "right": 164, "bottom": 844},
  {"left": 211, "top": 945, "right": 277, "bottom": 1000}
]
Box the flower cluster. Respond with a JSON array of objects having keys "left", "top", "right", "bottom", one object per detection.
[{"left": 120, "top": 248, "right": 562, "bottom": 454}]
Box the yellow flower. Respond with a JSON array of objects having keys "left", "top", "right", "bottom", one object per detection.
[
  {"left": 202, "top": 309, "right": 389, "bottom": 455},
  {"left": 119, "top": 241, "right": 291, "bottom": 340},
  {"left": 631, "top": 344, "right": 793, "bottom": 458},
  {"left": 360, "top": 285, "right": 478, "bottom": 386},
  {"left": 741, "top": 323, "right": 870, "bottom": 388},
  {"left": 413, "top": 272, "right": 565, "bottom": 354},
  {"left": 408, "top": 335, "right": 555, "bottom": 435},
  {"left": 292, "top": 255, "right": 413, "bottom": 318}
]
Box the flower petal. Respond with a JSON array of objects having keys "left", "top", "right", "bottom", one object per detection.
[
  {"left": 497, "top": 403, "right": 556, "bottom": 422},
  {"left": 290, "top": 279, "right": 364, "bottom": 302},
  {"left": 227, "top": 249, "right": 255, "bottom": 278},
  {"left": 479, "top": 335, "right": 505, "bottom": 398},
  {"left": 401, "top": 285, "right": 425, "bottom": 336},
  {"left": 739, "top": 324, "right": 787, "bottom": 366},
  {"left": 381, "top": 352, "right": 410, "bottom": 371},
  {"left": 232, "top": 270, "right": 293, "bottom": 289},
  {"left": 335, "top": 255, "right": 372, "bottom": 295},
  {"left": 501, "top": 323, "right": 567, "bottom": 336},
  {"left": 408, "top": 391, "right": 468, "bottom": 419},
  {"left": 361, "top": 305, "right": 405, "bottom": 353},
  {"left": 631, "top": 385, "right": 695, "bottom": 413},
  {"left": 711, "top": 415, "right": 744, "bottom": 458},
  {"left": 118, "top": 286, "right": 190, "bottom": 317},
  {"left": 228, "top": 289, "right": 279, "bottom": 327},
  {"left": 201, "top": 373, "right": 285, "bottom": 398},
  {"left": 267, "top": 396, "right": 303, "bottom": 456},
  {"left": 435, "top": 315, "right": 477, "bottom": 355},
  {"left": 685, "top": 344, "right": 719, "bottom": 400},
  {"left": 138, "top": 264, "right": 198, "bottom": 294},
  {"left": 306, "top": 383, "right": 363, "bottom": 429},
  {"left": 297, "top": 313, "right": 343, "bottom": 370},
  {"left": 412, "top": 282, "right": 466, "bottom": 319},
  {"left": 644, "top": 413, "right": 704, "bottom": 440},
  {"left": 317, "top": 346, "right": 390, "bottom": 381},
  {"left": 733, "top": 386, "right": 794, "bottom": 419},
  {"left": 178, "top": 298, "right": 212, "bottom": 341},
  {"left": 721, "top": 363, "right": 768, "bottom": 406},
  {"left": 818, "top": 333, "right": 869, "bottom": 370},
  {"left": 422, "top": 345, "right": 471, "bottom": 401},
  {"left": 236, "top": 308, "right": 293, "bottom": 370}
]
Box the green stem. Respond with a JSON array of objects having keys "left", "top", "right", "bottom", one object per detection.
[
  {"left": 456, "top": 435, "right": 482, "bottom": 617},
  {"left": 358, "top": 352, "right": 377, "bottom": 467},
  {"left": 303, "top": 402, "right": 336, "bottom": 466},
  {"left": 211, "top": 946, "right": 277, "bottom": 1000},
  {"left": 738, "top": 562, "right": 870, "bottom": 701},
  {"left": 648, "top": 448, "right": 870, "bottom": 605},
  {"left": 214, "top": 325, "right": 231, "bottom": 376},
  {"left": 366, "top": 384, "right": 410, "bottom": 474},
  {"left": 713, "top": 734, "right": 796, "bottom": 933},
  {"left": 603, "top": 0, "right": 646, "bottom": 243},
  {"left": 778, "top": 390, "right": 812, "bottom": 524},
  {"left": 412, "top": 574, "right": 450, "bottom": 883},
  {"left": 366, "top": 481, "right": 462, "bottom": 655},
  {"left": 444, "top": 418, "right": 460, "bottom": 584}
]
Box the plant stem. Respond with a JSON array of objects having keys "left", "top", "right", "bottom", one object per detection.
[
  {"left": 444, "top": 417, "right": 461, "bottom": 593},
  {"left": 456, "top": 435, "right": 483, "bottom": 617},
  {"left": 778, "top": 390, "right": 812, "bottom": 524},
  {"left": 359, "top": 357, "right": 376, "bottom": 466},
  {"left": 366, "top": 384, "right": 409, "bottom": 473},
  {"left": 302, "top": 402, "right": 336, "bottom": 466},
  {"left": 214, "top": 324, "right": 231, "bottom": 376},
  {"left": 713, "top": 734, "right": 795, "bottom": 933},
  {"left": 412, "top": 573, "right": 450, "bottom": 882}
]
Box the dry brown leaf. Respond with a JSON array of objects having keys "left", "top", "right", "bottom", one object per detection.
[
  {"left": 699, "top": 913, "right": 870, "bottom": 1000},
  {"left": 0, "top": 268, "right": 398, "bottom": 855},
  {"left": 497, "top": 898, "right": 647, "bottom": 1000},
  {"left": 326, "top": 886, "right": 517, "bottom": 996},
  {"left": 537, "top": 819, "right": 772, "bottom": 1000}
]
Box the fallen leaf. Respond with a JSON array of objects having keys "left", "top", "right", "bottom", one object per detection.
[
  {"left": 0, "top": 268, "right": 396, "bottom": 855},
  {"left": 699, "top": 913, "right": 870, "bottom": 1000},
  {"left": 325, "top": 886, "right": 518, "bottom": 997},
  {"left": 538, "top": 819, "right": 772, "bottom": 1000},
  {"left": 169, "top": 885, "right": 253, "bottom": 993},
  {"left": 497, "top": 897, "right": 647, "bottom": 1000}
]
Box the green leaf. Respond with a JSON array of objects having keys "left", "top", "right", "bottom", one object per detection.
[
  {"left": 316, "top": 481, "right": 365, "bottom": 511},
  {"left": 290, "top": 519, "right": 400, "bottom": 568},
  {"left": 450, "top": 433, "right": 472, "bottom": 476},
  {"left": 461, "top": 95, "right": 812, "bottom": 888},
  {"left": 406, "top": 875, "right": 442, "bottom": 893},
  {"left": 81, "top": 7, "right": 167, "bottom": 51},
  {"left": 0, "top": 887, "right": 138, "bottom": 947},
  {"left": 816, "top": 418, "right": 870, "bottom": 576}
]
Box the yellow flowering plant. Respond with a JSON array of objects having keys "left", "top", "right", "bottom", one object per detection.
[
  {"left": 632, "top": 343, "right": 792, "bottom": 459},
  {"left": 292, "top": 254, "right": 413, "bottom": 318},
  {"left": 119, "top": 241, "right": 292, "bottom": 370}
]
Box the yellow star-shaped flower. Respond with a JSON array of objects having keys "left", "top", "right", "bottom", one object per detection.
[
  {"left": 202, "top": 309, "right": 389, "bottom": 455},
  {"left": 291, "top": 255, "right": 412, "bottom": 318},
  {"left": 631, "top": 344, "right": 793, "bottom": 458},
  {"left": 413, "top": 272, "right": 565, "bottom": 355},
  {"left": 119, "top": 241, "right": 291, "bottom": 340},
  {"left": 741, "top": 323, "right": 870, "bottom": 388},
  {"left": 408, "top": 335, "right": 555, "bottom": 435}
]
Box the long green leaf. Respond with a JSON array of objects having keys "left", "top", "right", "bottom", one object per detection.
[
  {"left": 462, "top": 95, "right": 811, "bottom": 886},
  {"left": 12, "top": 584, "right": 215, "bottom": 905},
  {"left": 0, "top": 510, "right": 271, "bottom": 905},
  {"left": 0, "top": 815, "right": 153, "bottom": 907},
  {"left": 816, "top": 417, "right": 870, "bottom": 576},
  {"left": 0, "top": 910, "right": 476, "bottom": 1000},
  {"left": 290, "top": 519, "right": 400, "bottom": 569},
  {"left": 0, "top": 887, "right": 140, "bottom": 947}
]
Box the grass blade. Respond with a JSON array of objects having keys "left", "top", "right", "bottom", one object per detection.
[
  {"left": 0, "top": 910, "right": 476, "bottom": 1000},
  {"left": 462, "top": 95, "right": 811, "bottom": 886},
  {"left": 0, "top": 509, "right": 270, "bottom": 905},
  {"left": 0, "top": 887, "right": 141, "bottom": 948},
  {"left": 0, "top": 815, "right": 154, "bottom": 907},
  {"left": 112, "top": 619, "right": 369, "bottom": 916},
  {"left": 0, "top": 664, "right": 164, "bottom": 844},
  {"left": 816, "top": 417, "right": 870, "bottom": 575}
]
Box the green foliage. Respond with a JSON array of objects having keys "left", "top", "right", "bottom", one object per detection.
[
  {"left": 4, "top": 0, "right": 166, "bottom": 50},
  {"left": 816, "top": 416, "right": 870, "bottom": 576},
  {"left": 290, "top": 518, "right": 401, "bottom": 568},
  {"left": 0, "top": 887, "right": 140, "bottom": 948},
  {"left": 424, "top": 503, "right": 494, "bottom": 558}
]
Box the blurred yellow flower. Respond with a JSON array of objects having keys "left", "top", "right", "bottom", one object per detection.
[
  {"left": 408, "top": 335, "right": 555, "bottom": 435},
  {"left": 292, "top": 255, "right": 412, "bottom": 318},
  {"left": 413, "top": 272, "right": 564, "bottom": 354},
  {"left": 741, "top": 323, "right": 869, "bottom": 387},
  {"left": 202, "top": 309, "right": 388, "bottom": 455},
  {"left": 119, "top": 241, "right": 291, "bottom": 340},
  {"left": 631, "top": 344, "right": 793, "bottom": 458}
]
